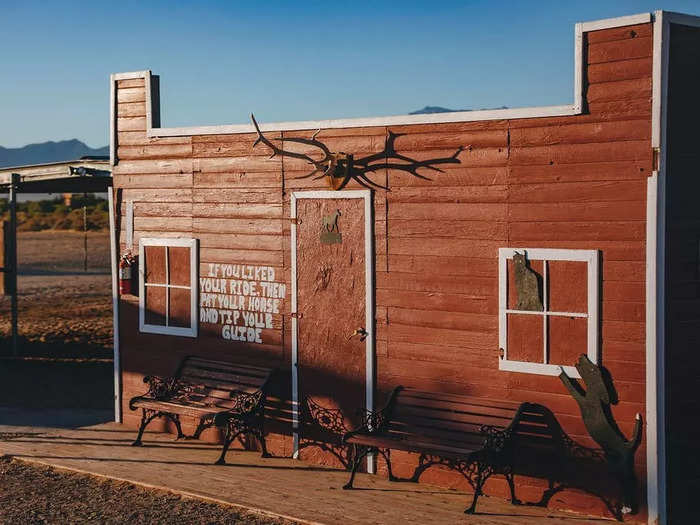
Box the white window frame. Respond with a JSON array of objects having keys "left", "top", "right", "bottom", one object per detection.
[
  {"left": 139, "top": 237, "right": 198, "bottom": 338},
  {"left": 498, "top": 248, "right": 599, "bottom": 378}
]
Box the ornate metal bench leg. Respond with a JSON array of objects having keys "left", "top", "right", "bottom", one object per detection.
[
  {"left": 377, "top": 448, "right": 397, "bottom": 482},
  {"left": 193, "top": 416, "right": 215, "bottom": 440},
  {"left": 215, "top": 424, "right": 241, "bottom": 466},
  {"left": 343, "top": 445, "right": 369, "bottom": 490},
  {"left": 505, "top": 468, "right": 521, "bottom": 505},
  {"left": 169, "top": 414, "right": 185, "bottom": 440},
  {"left": 343, "top": 443, "right": 354, "bottom": 471},
  {"left": 534, "top": 478, "right": 563, "bottom": 508},
  {"left": 254, "top": 423, "right": 270, "bottom": 458},
  {"left": 409, "top": 453, "right": 432, "bottom": 483},
  {"left": 132, "top": 409, "right": 158, "bottom": 446},
  {"left": 465, "top": 462, "right": 491, "bottom": 515}
]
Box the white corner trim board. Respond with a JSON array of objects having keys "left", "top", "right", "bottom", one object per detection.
[
  {"left": 643, "top": 9, "right": 700, "bottom": 525},
  {"left": 108, "top": 12, "right": 654, "bottom": 155},
  {"left": 108, "top": 187, "right": 121, "bottom": 422}
]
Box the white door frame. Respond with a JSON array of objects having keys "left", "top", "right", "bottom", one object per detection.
[{"left": 290, "top": 189, "right": 375, "bottom": 473}]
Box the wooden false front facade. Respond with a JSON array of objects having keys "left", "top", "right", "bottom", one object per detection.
[{"left": 109, "top": 13, "right": 700, "bottom": 523}]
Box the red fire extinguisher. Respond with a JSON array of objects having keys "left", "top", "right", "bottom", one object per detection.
[{"left": 119, "top": 252, "right": 135, "bottom": 295}]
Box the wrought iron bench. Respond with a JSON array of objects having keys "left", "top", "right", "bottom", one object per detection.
[
  {"left": 342, "top": 386, "right": 530, "bottom": 514},
  {"left": 297, "top": 394, "right": 355, "bottom": 469},
  {"left": 129, "top": 356, "right": 275, "bottom": 465}
]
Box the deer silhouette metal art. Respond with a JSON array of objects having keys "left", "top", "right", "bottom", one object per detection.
[
  {"left": 320, "top": 209, "right": 342, "bottom": 244},
  {"left": 322, "top": 209, "right": 341, "bottom": 233},
  {"left": 559, "top": 355, "right": 643, "bottom": 515},
  {"left": 251, "top": 114, "right": 465, "bottom": 191}
]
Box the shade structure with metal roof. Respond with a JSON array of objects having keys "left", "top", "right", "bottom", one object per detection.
[
  {"left": 0, "top": 157, "right": 112, "bottom": 355},
  {"left": 0, "top": 156, "right": 112, "bottom": 194}
]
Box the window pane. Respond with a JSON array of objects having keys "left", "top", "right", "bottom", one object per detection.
[
  {"left": 169, "top": 287, "right": 191, "bottom": 328},
  {"left": 549, "top": 315, "right": 587, "bottom": 366},
  {"left": 144, "top": 286, "right": 166, "bottom": 326},
  {"left": 548, "top": 260, "right": 587, "bottom": 313},
  {"left": 506, "top": 313, "right": 544, "bottom": 363},
  {"left": 168, "top": 246, "right": 191, "bottom": 287},
  {"left": 144, "top": 245, "right": 166, "bottom": 284},
  {"left": 507, "top": 256, "right": 544, "bottom": 311}
]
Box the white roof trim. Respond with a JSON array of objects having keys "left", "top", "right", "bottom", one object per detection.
[
  {"left": 109, "top": 12, "right": 654, "bottom": 143},
  {"left": 111, "top": 70, "right": 151, "bottom": 81},
  {"left": 579, "top": 12, "right": 652, "bottom": 32},
  {"left": 146, "top": 105, "right": 577, "bottom": 137}
]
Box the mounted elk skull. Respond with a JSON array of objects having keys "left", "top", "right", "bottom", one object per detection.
[{"left": 251, "top": 114, "right": 466, "bottom": 191}]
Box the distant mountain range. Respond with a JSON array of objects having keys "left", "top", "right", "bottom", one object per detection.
[
  {"left": 410, "top": 105, "right": 508, "bottom": 115},
  {"left": 0, "top": 139, "right": 108, "bottom": 169}
]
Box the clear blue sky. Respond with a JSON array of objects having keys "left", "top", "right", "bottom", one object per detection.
[{"left": 2, "top": 1, "right": 699, "bottom": 148}]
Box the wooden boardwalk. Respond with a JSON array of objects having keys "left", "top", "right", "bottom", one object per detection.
[{"left": 0, "top": 423, "right": 607, "bottom": 524}]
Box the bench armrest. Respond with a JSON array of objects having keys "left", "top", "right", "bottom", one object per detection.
[
  {"left": 300, "top": 395, "right": 351, "bottom": 434},
  {"left": 343, "top": 386, "right": 403, "bottom": 443},
  {"left": 214, "top": 389, "right": 266, "bottom": 427},
  {"left": 480, "top": 424, "right": 513, "bottom": 452},
  {"left": 128, "top": 375, "right": 193, "bottom": 410}
]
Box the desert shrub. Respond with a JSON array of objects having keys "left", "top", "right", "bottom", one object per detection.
[
  {"left": 1, "top": 196, "right": 108, "bottom": 231},
  {"left": 39, "top": 198, "right": 60, "bottom": 213},
  {"left": 18, "top": 216, "right": 45, "bottom": 231},
  {"left": 26, "top": 201, "right": 42, "bottom": 215},
  {"left": 87, "top": 209, "right": 109, "bottom": 230},
  {"left": 52, "top": 203, "right": 69, "bottom": 215}
]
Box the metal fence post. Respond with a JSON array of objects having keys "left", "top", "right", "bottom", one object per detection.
[{"left": 9, "top": 173, "right": 19, "bottom": 356}]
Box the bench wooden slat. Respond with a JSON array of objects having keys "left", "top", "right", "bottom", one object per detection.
[
  {"left": 346, "top": 433, "right": 481, "bottom": 458},
  {"left": 399, "top": 389, "right": 522, "bottom": 411},
  {"left": 385, "top": 420, "right": 492, "bottom": 446},
  {"left": 179, "top": 386, "right": 241, "bottom": 401},
  {"left": 392, "top": 404, "right": 516, "bottom": 429},
  {"left": 180, "top": 365, "right": 267, "bottom": 381},
  {"left": 183, "top": 358, "right": 272, "bottom": 375},
  {"left": 397, "top": 393, "right": 520, "bottom": 417},
  {"left": 131, "top": 398, "right": 222, "bottom": 416},
  {"left": 180, "top": 368, "right": 267, "bottom": 387},
  {"left": 180, "top": 364, "right": 269, "bottom": 381},
  {"left": 179, "top": 378, "right": 262, "bottom": 395}
]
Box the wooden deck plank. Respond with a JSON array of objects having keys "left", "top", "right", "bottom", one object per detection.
[{"left": 0, "top": 423, "right": 607, "bottom": 524}]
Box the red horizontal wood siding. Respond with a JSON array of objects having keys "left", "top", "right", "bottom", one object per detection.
[{"left": 112, "top": 22, "right": 653, "bottom": 521}]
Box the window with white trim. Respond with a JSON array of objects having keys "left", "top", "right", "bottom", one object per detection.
[
  {"left": 139, "top": 238, "right": 198, "bottom": 337},
  {"left": 498, "top": 248, "right": 599, "bottom": 378}
]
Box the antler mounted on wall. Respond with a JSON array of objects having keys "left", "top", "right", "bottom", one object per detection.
[{"left": 251, "top": 114, "right": 465, "bottom": 191}]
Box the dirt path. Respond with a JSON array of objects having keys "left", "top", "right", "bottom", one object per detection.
[
  {"left": 0, "top": 231, "right": 112, "bottom": 358},
  {"left": 0, "top": 456, "right": 292, "bottom": 524}
]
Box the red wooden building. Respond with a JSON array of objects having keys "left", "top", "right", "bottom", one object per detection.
[{"left": 107, "top": 11, "right": 700, "bottom": 524}]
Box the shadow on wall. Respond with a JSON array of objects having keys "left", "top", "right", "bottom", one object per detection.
[{"left": 120, "top": 299, "right": 642, "bottom": 519}]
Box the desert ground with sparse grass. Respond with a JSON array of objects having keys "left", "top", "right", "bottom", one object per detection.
[{"left": 0, "top": 230, "right": 112, "bottom": 359}]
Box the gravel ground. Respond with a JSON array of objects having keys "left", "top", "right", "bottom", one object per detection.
[{"left": 0, "top": 456, "right": 292, "bottom": 525}]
